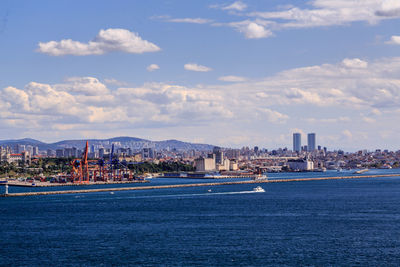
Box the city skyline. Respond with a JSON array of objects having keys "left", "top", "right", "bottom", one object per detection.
[{"left": 1, "top": 1, "right": 400, "bottom": 151}]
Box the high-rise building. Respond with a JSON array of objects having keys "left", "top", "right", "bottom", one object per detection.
[
  {"left": 293, "top": 133, "right": 301, "bottom": 152},
  {"left": 47, "top": 149, "right": 55, "bottom": 157},
  {"left": 56, "top": 149, "right": 64, "bottom": 158},
  {"left": 213, "top": 146, "right": 224, "bottom": 164},
  {"left": 142, "top": 148, "right": 154, "bottom": 159},
  {"left": 307, "top": 133, "right": 316, "bottom": 152},
  {"left": 99, "top": 148, "right": 105, "bottom": 158},
  {"left": 33, "top": 146, "right": 39, "bottom": 156}
]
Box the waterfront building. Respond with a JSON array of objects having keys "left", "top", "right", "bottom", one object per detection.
[
  {"left": 308, "top": 133, "right": 316, "bottom": 152},
  {"left": 287, "top": 159, "right": 314, "bottom": 171},
  {"left": 293, "top": 133, "right": 301, "bottom": 152},
  {"left": 195, "top": 157, "right": 216, "bottom": 172},
  {"left": 229, "top": 161, "right": 239, "bottom": 171}
]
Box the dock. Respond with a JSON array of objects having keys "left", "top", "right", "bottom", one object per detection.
[{"left": 1, "top": 173, "right": 399, "bottom": 197}]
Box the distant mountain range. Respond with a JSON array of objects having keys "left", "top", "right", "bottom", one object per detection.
[{"left": 0, "top": 137, "right": 215, "bottom": 151}]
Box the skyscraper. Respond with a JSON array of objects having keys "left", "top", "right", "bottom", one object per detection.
[
  {"left": 213, "top": 146, "right": 224, "bottom": 164},
  {"left": 308, "top": 133, "right": 316, "bottom": 152},
  {"left": 293, "top": 133, "right": 301, "bottom": 152}
]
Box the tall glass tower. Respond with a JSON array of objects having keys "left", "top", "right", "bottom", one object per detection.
[
  {"left": 293, "top": 133, "right": 301, "bottom": 152},
  {"left": 307, "top": 133, "right": 316, "bottom": 152}
]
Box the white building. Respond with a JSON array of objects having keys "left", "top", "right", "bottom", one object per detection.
[
  {"left": 7, "top": 151, "right": 31, "bottom": 165},
  {"left": 287, "top": 159, "right": 314, "bottom": 171},
  {"left": 217, "top": 159, "right": 230, "bottom": 171},
  {"left": 229, "top": 161, "right": 239, "bottom": 171},
  {"left": 195, "top": 157, "right": 216, "bottom": 172}
]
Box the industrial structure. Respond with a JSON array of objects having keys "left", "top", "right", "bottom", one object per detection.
[{"left": 69, "top": 141, "right": 136, "bottom": 183}]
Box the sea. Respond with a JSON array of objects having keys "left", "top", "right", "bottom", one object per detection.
[{"left": 1, "top": 169, "right": 400, "bottom": 266}]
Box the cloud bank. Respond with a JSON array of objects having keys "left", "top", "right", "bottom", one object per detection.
[
  {"left": 2, "top": 57, "right": 400, "bottom": 148},
  {"left": 211, "top": 0, "right": 400, "bottom": 39}
]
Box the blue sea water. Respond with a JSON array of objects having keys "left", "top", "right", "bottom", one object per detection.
[{"left": 1, "top": 170, "right": 400, "bottom": 266}]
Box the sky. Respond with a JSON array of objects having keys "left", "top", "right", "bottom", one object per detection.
[{"left": 1, "top": 0, "right": 400, "bottom": 151}]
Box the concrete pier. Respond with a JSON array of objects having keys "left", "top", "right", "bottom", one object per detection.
[{"left": 1, "top": 173, "right": 399, "bottom": 197}]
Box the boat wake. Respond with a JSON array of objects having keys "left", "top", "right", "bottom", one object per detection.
[
  {"left": 22, "top": 188, "right": 265, "bottom": 203},
  {"left": 117, "top": 189, "right": 264, "bottom": 200}
]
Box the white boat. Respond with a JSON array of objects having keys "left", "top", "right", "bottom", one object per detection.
[{"left": 253, "top": 186, "right": 265, "bottom": 192}]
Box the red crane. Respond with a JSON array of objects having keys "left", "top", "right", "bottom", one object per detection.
[{"left": 70, "top": 141, "right": 89, "bottom": 183}]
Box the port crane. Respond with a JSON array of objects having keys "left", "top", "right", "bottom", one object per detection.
[{"left": 69, "top": 142, "right": 135, "bottom": 183}]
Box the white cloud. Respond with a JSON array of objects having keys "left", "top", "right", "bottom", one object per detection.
[
  {"left": 256, "top": 108, "right": 289, "bottom": 123},
  {"left": 386, "top": 35, "right": 400, "bottom": 45},
  {"left": 222, "top": 1, "right": 247, "bottom": 11},
  {"left": 211, "top": 1, "right": 247, "bottom": 11},
  {"left": 218, "top": 75, "right": 247, "bottom": 82},
  {"left": 0, "top": 79, "right": 233, "bottom": 131},
  {"left": 3, "top": 56, "right": 400, "bottom": 149},
  {"left": 167, "top": 18, "right": 213, "bottom": 24},
  {"left": 342, "top": 58, "right": 368, "bottom": 68},
  {"left": 104, "top": 78, "right": 128, "bottom": 87},
  {"left": 58, "top": 77, "right": 110, "bottom": 95},
  {"left": 342, "top": 129, "right": 353, "bottom": 139},
  {"left": 251, "top": 57, "right": 400, "bottom": 109},
  {"left": 362, "top": 116, "right": 376, "bottom": 123},
  {"left": 211, "top": 0, "right": 400, "bottom": 39},
  {"left": 147, "top": 64, "right": 160, "bottom": 72},
  {"left": 241, "top": 22, "right": 272, "bottom": 39},
  {"left": 306, "top": 117, "right": 351, "bottom": 123},
  {"left": 220, "top": 20, "right": 274, "bottom": 39},
  {"left": 37, "top": 28, "right": 160, "bottom": 56},
  {"left": 249, "top": 1, "right": 400, "bottom": 28},
  {"left": 184, "top": 63, "right": 212, "bottom": 72}
]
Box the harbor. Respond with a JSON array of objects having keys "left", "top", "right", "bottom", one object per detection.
[{"left": 2, "top": 173, "right": 399, "bottom": 197}]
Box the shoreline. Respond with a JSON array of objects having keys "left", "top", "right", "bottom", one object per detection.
[{"left": 2, "top": 173, "right": 400, "bottom": 197}]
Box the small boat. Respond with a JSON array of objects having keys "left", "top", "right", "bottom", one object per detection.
[
  {"left": 207, "top": 189, "right": 212, "bottom": 192},
  {"left": 110, "top": 192, "right": 115, "bottom": 195},
  {"left": 253, "top": 186, "right": 265, "bottom": 192}
]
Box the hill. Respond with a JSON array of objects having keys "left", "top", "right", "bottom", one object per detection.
[{"left": 0, "top": 137, "right": 214, "bottom": 151}]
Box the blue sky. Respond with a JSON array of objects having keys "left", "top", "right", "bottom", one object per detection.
[{"left": 1, "top": 0, "right": 400, "bottom": 151}]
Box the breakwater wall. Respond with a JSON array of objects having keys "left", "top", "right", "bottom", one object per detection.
[
  {"left": 5, "top": 180, "right": 149, "bottom": 187},
  {"left": 1, "top": 174, "right": 399, "bottom": 197}
]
